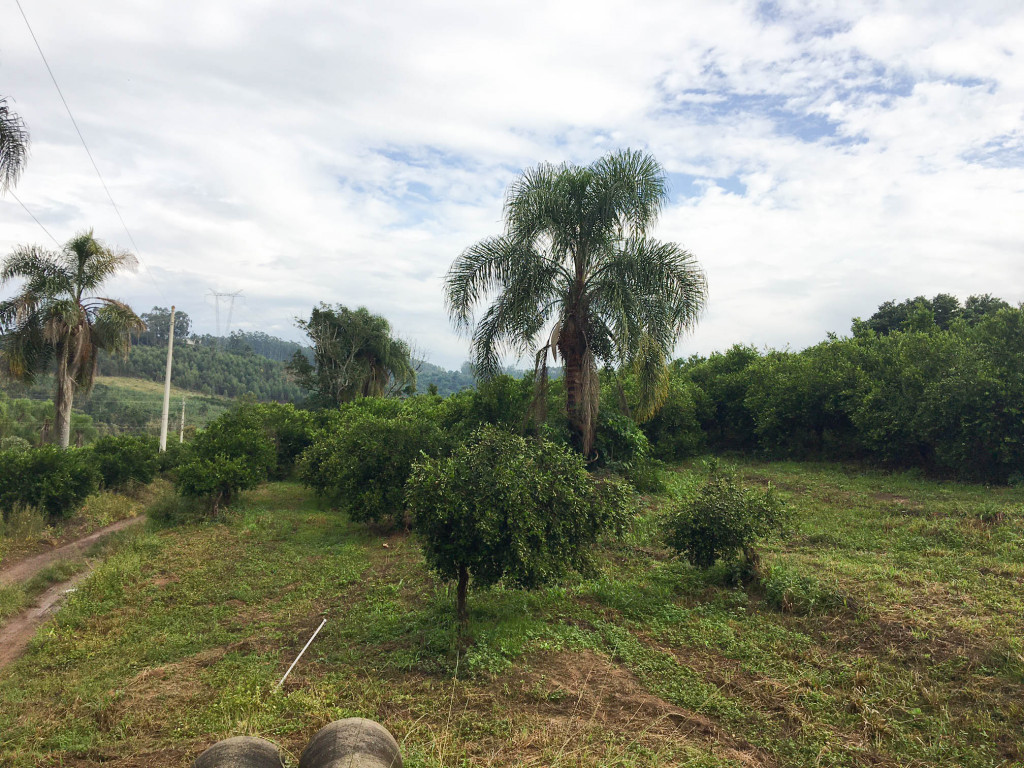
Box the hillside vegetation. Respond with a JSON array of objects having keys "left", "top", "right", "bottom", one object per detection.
[
  {"left": 1, "top": 377, "right": 233, "bottom": 444},
  {"left": 0, "top": 462, "right": 1020, "bottom": 767}
]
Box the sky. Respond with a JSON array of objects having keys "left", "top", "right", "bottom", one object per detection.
[{"left": 1, "top": 0, "right": 1022, "bottom": 369}]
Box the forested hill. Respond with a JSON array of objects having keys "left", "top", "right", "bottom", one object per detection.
[
  {"left": 126, "top": 307, "right": 513, "bottom": 398},
  {"left": 97, "top": 343, "right": 304, "bottom": 401}
]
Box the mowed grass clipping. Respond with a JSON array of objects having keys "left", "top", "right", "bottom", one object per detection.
[{"left": 0, "top": 463, "right": 1022, "bottom": 767}]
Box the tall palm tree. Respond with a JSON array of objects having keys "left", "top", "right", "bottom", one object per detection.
[
  {"left": 445, "top": 149, "right": 707, "bottom": 456},
  {"left": 0, "top": 97, "right": 30, "bottom": 193},
  {"left": 0, "top": 231, "right": 145, "bottom": 448}
]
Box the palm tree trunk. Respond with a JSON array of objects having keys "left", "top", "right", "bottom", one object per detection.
[
  {"left": 54, "top": 344, "right": 75, "bottom": 449},
  {"left": 563, "top": 350, "right": 585, "bottom": 454}
]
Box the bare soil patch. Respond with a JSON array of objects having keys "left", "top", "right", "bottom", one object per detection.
[{"left": 0, "top": 515, "right": 145, "bottom": 586}]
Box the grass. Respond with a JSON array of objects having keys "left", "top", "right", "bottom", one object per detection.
[
  {"left": 90, "top": 376, "right": 234, "bottom": 429},
  {"left": 0, "top": 483, "right": 157, "bottom": 569},
  {"left": 0, "top": 461, "right": 1021, "bottom": 766}
]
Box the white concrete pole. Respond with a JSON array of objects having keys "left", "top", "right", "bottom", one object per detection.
[
  {"left": 159, "top": 306, "right": 176, "bottom": 452},
  {"left": 179, "top": 396, "right": 186, "bottom": 443}
]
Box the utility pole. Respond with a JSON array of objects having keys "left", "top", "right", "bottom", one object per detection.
[
  {"left": 179, "top": 396, "right": 186, "bottom": 443},
  {"left": 159, "top": 305, "right": 176, "bottom": 452}
]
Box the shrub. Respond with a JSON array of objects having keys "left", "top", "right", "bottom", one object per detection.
[
  {"left": 665, "top": 462, "right": 790, "bottom": 576},
  {"left": 406, "top": 426, "right": 636, "bottom": 624},
  {"left": 592, "top": 411, "right": 665, "bottom": 492},
  {"left": 0, "top": 446, "right": 100, "bottom": 521},
  {"left": 156, "top": 439, "right": 192, "bottom": 474},
  {"left": 176, "top": 454, "right": 261, "bottom": 513},
  {"left": 89, "top": 435, "right": 159, "bottom": 490},
  {"left": 440, "top": 374, "right": 533, "bottom": 439},
  {"left": 300, "top": 404, "right": 444, "bottom": 525},
  {"left": 640, "top": 376, "right": 707, "bottom": 461},
  {"left": 0, "top": 436, "right": 31, "bottom": 453},
  {"left": 244, "top": 402, "right": 315, "bottom": 480},
  {"left": 172, "top": 404, "right": 278, "bottom": 511}
]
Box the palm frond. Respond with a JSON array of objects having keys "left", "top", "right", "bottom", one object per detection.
[
  {"left": 631, "top": 333, "right": 671, "bottom": 423},
  {"left": 90, "top": 299, "right": 146, "bottom": 358},
  {"left": 0, "top": 98, "right": 30, "bottom": 193}
]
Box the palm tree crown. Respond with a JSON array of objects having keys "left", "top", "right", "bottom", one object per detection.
[
  {"left": 445, "top": 148, "right": 707, "bottom": 455},
  {"left": 0, "top": 231, "right": 145, "bottom": 447},
  {"left": 0, "top": 97, "right": 30, "bottom": 193}
]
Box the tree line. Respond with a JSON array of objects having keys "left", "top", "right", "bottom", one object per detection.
[{"left": 640, "top": 294, "right": 1024, "bottom": 483}]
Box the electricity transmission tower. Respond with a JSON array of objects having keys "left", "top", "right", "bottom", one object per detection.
[{"left": 208, "top": 290, "right": 244, "bottom": 341}]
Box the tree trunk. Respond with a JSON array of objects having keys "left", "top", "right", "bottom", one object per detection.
[
  {"left": 54, "top": 344, "right": 75, "bottom": 449},
  {"left": 563, "top": 350, "right": 584, "bottom": 453},
  {"left": 456, "top": 564, "right": 469, "bottom": 627}
]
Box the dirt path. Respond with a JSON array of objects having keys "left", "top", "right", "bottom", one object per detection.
[
  {"left": 0, "top": 515, "right": 147, "bottom": 671},
  {"left": 0, "top": 569, "right": 94, "bottom": 669},
  {"left": 0, "top": 515, "right": 146, "bottom": 586}
]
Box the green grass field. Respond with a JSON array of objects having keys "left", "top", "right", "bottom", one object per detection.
[{"left": 0, "top": 460, "right": 1021, "bottom": 767}]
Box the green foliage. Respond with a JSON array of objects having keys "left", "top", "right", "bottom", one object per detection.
[
  {"left": 156, "top": 438, "right": 191, "bottom": 474},
  {"left": 175, "top": 454, "right": 259, "bottom": 512},
  {"left": 300, "top": 398, "right": 444, "bottom": 525},
  {"left": 743, "top": 339, "right": 865, "bottom": 458},
  {"left": 97, "top": 341, "right": 304, "bottom": 401},
  {"left": 0, "top": 435, "right": 30, "bottom": 452},
  {"left": 665, "top": 463, "right": 790, "bottom": 573},
  {"left": 0, "top": 445, "right": 99, "bottom": 520},
  {"left": 864, "top": 293, "right": 1009, "bottom": 335},
  {"left": 172, "top": 402, "right": 303, "bottom": 510},
  {"left": 639, "top": 373, "right": 707, "bottom": 461},
  {"left": 406, "top": 427, "right": 636, "bottom": 619},
  {"left": 656, "top": 300, "right": 1024, "bottom": 483},
  {"left": 445, "top": 148, "right": 707, "bottom": 456},
  {"left": 288, "top": 304, "right": 415, "bottom": 407},
  {"left": 136, "top": 306, "right": 191, "bottom": 346},
  {"left": 89, "top": 434, "right": 159, "bottom": 490},
  {"left": 439, "top": 374, "right": 533, "bottom": 439}
]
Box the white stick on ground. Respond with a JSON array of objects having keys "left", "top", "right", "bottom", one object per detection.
[{"left": 275, "top": 618, "right": 327, "bottom": 691}]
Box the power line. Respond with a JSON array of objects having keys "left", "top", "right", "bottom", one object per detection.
[
  {"left": 6, "top": 189, "right": 61, "bottom": 248},
  {"left": 13, "top": 0, "right": 168, "bottom": 302}
]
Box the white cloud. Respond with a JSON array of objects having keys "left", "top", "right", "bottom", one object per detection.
[{"left": 1, "top": 0, "right": 1023, "bottom": 368}]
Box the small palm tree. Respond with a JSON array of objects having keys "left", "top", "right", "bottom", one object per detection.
[
  {"left": 0, "top": 231, "right": 146, "bottom": 447},
  {"left": 0, "top": 97, "right": 30, "bottom": 193},
  {"left": 445, "top": 149, "right": 707, "bottom": 456}
]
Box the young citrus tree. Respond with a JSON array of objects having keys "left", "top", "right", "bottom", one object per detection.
[{"left": 405, "top": 426, "right": 634, "bottom": 626}]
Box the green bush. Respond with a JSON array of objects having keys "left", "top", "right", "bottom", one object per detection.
[
  {"left": 0, "top": 436, "right": 31, "bottom": 453},
  {"left": 0, "top": 446, "right": 100, "bottom": 521},
  {"left": 300, "top": 402, "right": 444, "bottom": 525},
  {"left": 406, "top": 426, "right": 636, "bottom": 623},
  {"left": 175, "top": 454, "right": 260, "bottom": 513},
  {"left": 665, "top": 462, "right": 790, "bottom": 575},
  {"left": 156, "top": 439, "right": 192, "bottom": 474},
  {"left": 89, "top": 434, "right": 159, "bottom": 490},
  {"left": 591, "top": 410, "right": 665, "bottom": 492},
  {"left": 640, "top": 376, "right": 707, "bottom": 461},
  {"left": 440, "top": 374, "right": 533, "bottom": 439},
  {"left": 172, "top": 404, "right": 279, "bottom": 510}
]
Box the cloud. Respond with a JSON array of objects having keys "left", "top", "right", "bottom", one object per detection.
[{"left": 1, "top": 0, "right": 1022, "bottom": 368}]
